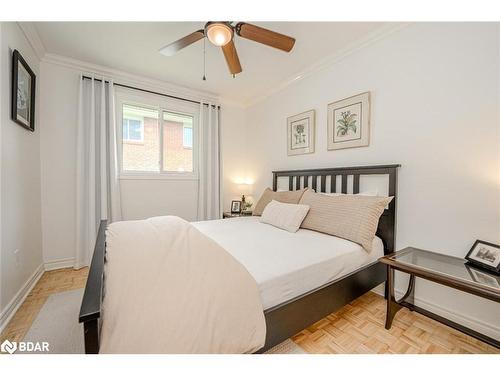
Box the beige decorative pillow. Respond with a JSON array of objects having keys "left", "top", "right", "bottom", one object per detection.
[
  {"left": 260, "top": 200, "right": 310, "bottom": 233},
  {"left": 299, "top": 190, "right": 393, "bottom": 252},
  {"left": 253, "top": 188, "right": 309, "bottom": 216},
  {"left": 319, "top": 190, "right": 378, "bottom": 197}
]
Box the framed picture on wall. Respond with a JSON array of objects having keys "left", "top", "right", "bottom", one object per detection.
[
  {"left": 287, "top": 110, "right": 315, "bottom": 156},
  {"left": 465, "top": 240, "right": 500, "bottom": 275},
  {"left": 11, "top": 49, "right": 36, "bottom": 131},
  {"left": 327, "top": 92, "right": 370, "bottom": 150}
]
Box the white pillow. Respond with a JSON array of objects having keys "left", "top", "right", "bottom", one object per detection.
[{"left": 260, "top": 200, "right": 310, "bottom": 233}]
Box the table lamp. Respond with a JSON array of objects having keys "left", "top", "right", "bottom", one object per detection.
[{"left": 237, "top": 183, "right": 254, "bottom": 212}]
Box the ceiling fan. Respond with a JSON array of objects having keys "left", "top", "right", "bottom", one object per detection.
[{"left": 159, "top": 22, "right": 296, "bottom": 77}]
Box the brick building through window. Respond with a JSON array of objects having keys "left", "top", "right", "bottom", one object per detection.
[{"left": 122, "top": 104, "right": 193, "bottom": 173}]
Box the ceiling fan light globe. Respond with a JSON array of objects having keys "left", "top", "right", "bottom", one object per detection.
[{"left": 206, "top": 23, "right": 233, "bottom": 47}]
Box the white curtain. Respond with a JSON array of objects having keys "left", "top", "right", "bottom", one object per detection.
[
  {"left": 75, "top": 75, "right": 122, "bottom": 268},
  {"left": 197, "top": 102, "right": 221, "bottom": 220}
]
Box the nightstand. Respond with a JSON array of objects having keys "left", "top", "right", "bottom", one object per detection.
[
  {"left": 223, "top": 211, "right": 253, "bottom": 218},
  {"left": 380, "top": 247, "right": 500, "bottom": 349}
]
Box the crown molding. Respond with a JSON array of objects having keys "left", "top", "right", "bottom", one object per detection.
[
  {"left": 41, "top": 53, "right": 221, "bottom": 106},
  {"left": 28, "top": 21, "right": 409, "bottom": 109},
  {"left": 17, "top": 22, "right": 46, "bottom": 60},
  {"left": 218, "top": 97, "right": 247, "bottom": 109},
  {"left": 243, "top": 22, "right": 410, "bottom": 108}
]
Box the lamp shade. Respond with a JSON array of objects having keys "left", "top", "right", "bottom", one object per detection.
[{"left": 237, "top": 183, "right": 253, "bottom": 196}]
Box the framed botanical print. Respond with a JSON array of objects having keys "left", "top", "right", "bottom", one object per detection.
[
  {"left": 327, "top": 92, "right": 370, "bottom": 150},
  {"left": 11, "top": 49, "right": 36, "bottom": 131},
  {"left": 287, "top": 110, "right": 315, "bottom": 156},
  {"left": 465, "top": 240, "right": 500, "bottom": 275}
]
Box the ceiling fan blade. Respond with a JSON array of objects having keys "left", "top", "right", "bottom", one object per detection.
[
  {"left": 236, "top": 22, "right": 295, "bottom": 52},
  {"left": 221, "top": 40, "right": 242, "bottom": 75},
  {"left": 159, "top": 29, "right": 204, "bottom": 56}
]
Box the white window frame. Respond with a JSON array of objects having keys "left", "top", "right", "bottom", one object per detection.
[{"left": 115, "top": 87, "right": 199, "bottom": 180}]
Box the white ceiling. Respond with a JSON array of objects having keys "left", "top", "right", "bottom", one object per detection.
[{"left": 34, "top": 22, "right": 390, "bottom": 104}]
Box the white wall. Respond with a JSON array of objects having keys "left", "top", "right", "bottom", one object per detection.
[
  {"left": 0, "top": 23, "right": 43, "bottom": 325},
  {"left": 220, "top": 103, "right": 247, "bottom": 212},
  {"left": 120, "top": 179, "right": 199, "bottom": 221},
  {"left": 39, "top": 60, "right": 247, "bottom": 265},
  {"left": 39, "top": 62, "right": 79, "bottom": 268},
  {"left": 245, "top": 23, "right": 500, "bottom": 338}
]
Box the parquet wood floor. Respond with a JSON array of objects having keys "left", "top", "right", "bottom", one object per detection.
[
  {"left": 292, "top": 291, "right": 499, "bottom": 354},
  {"left": 1, "top": 268, "right": 497, "bottom": 354},
  {"left": 0, "top": 267, "right": 88, "bottom": 345}
]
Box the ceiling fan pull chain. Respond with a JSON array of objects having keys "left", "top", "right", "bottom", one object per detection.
[{"left": 202, "top": 37, "right": 207, "bottom": 81}]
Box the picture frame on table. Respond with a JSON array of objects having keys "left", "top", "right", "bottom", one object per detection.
[
  {"left": 231, "top": 200, "right": 242, "bottom": 214},
  {"left": 465, "top": 240, "right": 500, "bottom": 275}
]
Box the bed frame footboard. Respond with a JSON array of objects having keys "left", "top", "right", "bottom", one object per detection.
[{"left": 79, "top": 220, "right": 107, "bottom": 354}]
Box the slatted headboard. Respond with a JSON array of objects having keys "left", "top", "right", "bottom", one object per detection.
[{"left": 272, "top": 164, "right": 400, "bottom": 255}]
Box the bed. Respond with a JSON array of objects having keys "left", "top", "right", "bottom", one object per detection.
[{"left": 79, "top": 164, "right": 400, "bottom": 353}]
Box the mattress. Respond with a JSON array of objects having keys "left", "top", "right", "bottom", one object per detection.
[{"left": 192, "top": 216, "right": 384, "bottom": 309}]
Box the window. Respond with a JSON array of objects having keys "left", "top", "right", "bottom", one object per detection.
[
  {"left": 162, "top": 112, "right": 194, "bottom": 172},
  {"left": 121, "top": 104, "right": 159, "bottom": 172},
  {"left": 122, "top": 118, "right": 143, "bottom": 142},
  {"left": 183, "top": 126, "right": 193, "bottom": 149},
  {"left": 120, "top": 101, "right": 196, "bottom": 175}
]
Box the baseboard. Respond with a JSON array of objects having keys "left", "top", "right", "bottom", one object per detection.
[
  {"left": 371, "top": 284, "right": 500, "bottom": 341},
  {"left": 372, "top": 284, "right": 386, "bottom": 296},
  {"left": 44, "top": 257, "right": 75, "bottom": 271},
  {"left": 0, "top": 263, "right": 45, "bottom": 334}
]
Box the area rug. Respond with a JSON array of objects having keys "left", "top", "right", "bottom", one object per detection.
[
  {"left": 22, "top": 288, "right": 84, "bottom": 354},
  {"left": 20, "top": 288, "right": 305, "bottom": 354},
  {"left": 263, "top": 339, "right": 306, "bottom": 354}
]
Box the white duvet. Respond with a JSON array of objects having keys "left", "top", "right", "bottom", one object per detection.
[
  {"left": 99, "top": 216, "right": 266, "bottom": 354},
  {"left": 193, "top": 216, "right": 384, "bottom": 309}
]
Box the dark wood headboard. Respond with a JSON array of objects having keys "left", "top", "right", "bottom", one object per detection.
[{"left": 272, "top": 164, "right": 400, "bottom": 254}]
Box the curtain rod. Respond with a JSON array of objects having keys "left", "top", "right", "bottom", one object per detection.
[{"left": 81, "top": 75, "right": 220, "bottom": 110}]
